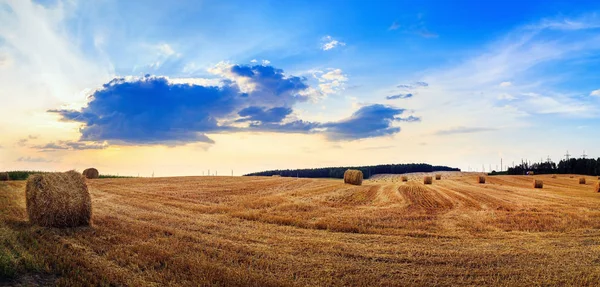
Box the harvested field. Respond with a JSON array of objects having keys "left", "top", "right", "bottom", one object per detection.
[{"left": 2, "top": 173, "right": 600, "bottom": 286}]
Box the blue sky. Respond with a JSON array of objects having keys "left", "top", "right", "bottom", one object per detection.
[{"left": 0, "top": 0, "right": 600, "bottom": 176}]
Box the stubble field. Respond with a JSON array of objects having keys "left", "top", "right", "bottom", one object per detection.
[{"left": 1, "top": 172, "right": 600, "bottom": 286}]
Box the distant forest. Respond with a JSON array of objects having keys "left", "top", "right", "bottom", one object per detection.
[
  {"left": 507, "top": 158, "right": 600, "bottom": 176},
  {"left": 244, "top": 163, "right": 460, "bottom": 179}
]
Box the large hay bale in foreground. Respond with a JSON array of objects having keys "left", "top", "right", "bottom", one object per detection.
[
  {"left": 435, "top": 174, "right": 442, "bottom": 180},
  {"left": 478, "top": 176, "right": 486, "bottom": 184},
  {"left": 424, "top": 176, "right": 433, "bottom": 185},
  {"left": 343, "top": 170, "right": 363, "bottom": 186},
  {"left": 579, "top": 177, "right": 586, "bottom": 184},
  {"left": 26, "top": 171, "right": 92, "bottom": 228},
  {"left": 0, "top": 172, "right": 9, "bottom": 181},
  {"left": 401, "top": 176, "right": 408, "bottom": 182},
  {"left": 533, "top": 180, "right": 543, "bottom": 189},
  {"left": 82, "top": 168, "right": 99, "bottom": 179}
]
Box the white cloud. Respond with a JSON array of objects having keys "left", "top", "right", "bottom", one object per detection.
[
  {"left": 321, "top": 36, "right": 346, "bottom": 51},
  {"left": 313, "top": 68, "right": 348, "bottom": 96},
  {"left": 156, "top": 43, "right": 176, "bottom": 57},
  {"left": 388, "top": 22, "right": 400, "bottom": 31},
  {"left": 250, "top": 59, "right": 258, "bottom": 63},
  {"left": 262, "top": 59, "right": 270, "bottom": 65},
  {"left": 591, "top": 89, "right": 600, "bottom": 97},
  {"left": 499, "top": 81, "right": 512, "bottom": 87}
]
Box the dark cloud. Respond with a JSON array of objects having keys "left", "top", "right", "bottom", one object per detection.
[
  {"left": 237, "top": 106, "right": 293, "bottom": 123},
  {"left": 34, "top": 141, "right": 107, "bottom": 152},
  {"left": 49, "top": 64, "right": 419, "bottom": 145},
  {"left": 17, "top": 135, "right": 38, "bottom": 145},
  {"left": 396, "top": 82, "right": 429, "bottom": 89},
  {"left": 435, "top": 127, "right": 497, "bottom": 136},
  {"left": 16, "top": 156, "right": 54, "bottom": 163},
  {"left": 321, "top": 104, "right": 411, "bottom": 140},
  {"left": 386, "top": 93, "right": 413, "bottom": 100}
]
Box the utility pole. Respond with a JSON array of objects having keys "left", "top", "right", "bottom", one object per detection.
[
  {"left": 547, "top": 155, "right": 551, "bottom": 163},
  {"left": 231, "top": 170, "right": 233, "bottom": 176},
  {"left": 501, "top": 158, "right": 503, "bottom": 172},
  {"left": 565, "top": 151, "right": 571, "bottom": 161},
  {"left": 208, "top": 169, "right": 210, "bottom": 176},
  {"left": 582, "top": 150, "right": 588, "bottom": 159}
]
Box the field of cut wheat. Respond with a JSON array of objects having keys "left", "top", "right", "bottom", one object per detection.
[{"left": 2, "top": 173, "right": 600, "bottom": 286}]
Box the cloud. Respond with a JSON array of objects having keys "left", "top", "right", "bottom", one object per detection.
[
  {"left": 33, "top": 140, "right": 108, "bottom": 151},
  {"left": 316, "top": 69, "right": 348, "bottom": 96},
  {"left": 389, "top": 15, "right": 438, "bottom": 38},
  {"left": 388, "top": 22, "right": 400, "bottom": 31},
  {"left": 237, "top": 106, "right": 293, "bottom": 123},
  {"left": 50, "top": 64, "right": 416, "bottom": 145},
  {"left": 321, "top": 36, "right": 346, "bottom": 51},
  {"left": 320, "top": 104, "right": 418, "bottom": 140},
  {"left": 250, "top": 59, "right": 258, "bottom": 63},
  {"left": 386, "top": 93, "right": 413, "bottom": 100},
  {"left": 16, "top": 135, "right": 38, "bottom": 145},
  {"left": 156, "top": 43, "right": 176, "bottom": 57},
  {"left": 591, "top": 89, "right": 600, "bottom": 97},
  {"left": 16, "top": 156, "right": 54, "bottom": 163},
  {"left": 435, "top": 127, "right": 497, "bottom": 136},
  {"left": 396, "top": 82, "right": 429, "bottom": 89},
  {"left": 500, "top": 81, "right": 512, "bottom": 87}
]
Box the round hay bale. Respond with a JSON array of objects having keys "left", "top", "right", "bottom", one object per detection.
[
  {"left": 533, "top": 179, "right": 543, "bottom": 189},
  {"left": 344, "top": 170, "right": 363, "bottom": 186},
  {"left": 272, "top": 175, "right": 281, "bottom": 177},
  {"left": 26, "top": 171, "right": 92, "bottom": 228},
  {"left": 596, "top": 182, "right": 600, "bottom": 193},
  {"left": 435, "top": 174, "right": 442, "bottom": 180},
  {"left": 478, "top": 176, "right": 486, "bottom": 184},
  {"left": 424, "top": 176, "right": 433, "bottom": 185},
  {"left": 579, "top": 177, "right": 586, "bottom": 184},
  {"left": 551, "top": 175, "right": 557, "bottom": 179},
  {"left": 0, "top": 172, "right": 9, "bottom": 181},
  {"left": 82, "top": 168, "right": 99, "bottom": 179},
  {"left": 401, "top": 176, "right": 408, "bottom": 182}
]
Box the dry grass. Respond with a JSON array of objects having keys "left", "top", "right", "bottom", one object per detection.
[
  {"left": 478, "top": 176, "right": 486, "bottom": 184},
  {"left": 424, "top": 176, "right": 433, "bottom": 184},
  {"left": 2, "top": 173, "right": 600, "bottom": 286},
  {"left": 533, "top": 179, "right": 543, "bottom": 189},
  {"left": 26, "top": 171, "right": 91, "bottom": 228},
  {"left": 82, "top": 168, "right": 99, "bottom": 179},
  {"left": 579, "top": 177, "right": 586, "bottom": 184},
  {"left": 343, "top": 169, "right": 363, "bottom": 186}
]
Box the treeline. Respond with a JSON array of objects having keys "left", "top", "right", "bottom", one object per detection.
[
  {"left": 507, "top": 158, "right": 600, "bottom": 176},
  {"left": 244, "top": 163, "right": 460, "bottom": 179},
  {"left": 5, "top": 171, "right": 47, "bottom": 181}
]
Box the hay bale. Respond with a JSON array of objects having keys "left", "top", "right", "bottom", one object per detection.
[
  {"left": 596, "top": 182, "right": 600, "bottom": 193},
  {"left": 533, "top": 179, "right": 543, "bottom": 189},
  {"left": 424, "top": 176, "right": 433, "bottom": 185},
  {"left": 551, "top": 175, "right": 557, "bottom": 179},
  {"left": 272, "top": 175, "right": 281, "bottom": 177},
  {"left": 82, "top": 168, "right": 99, "bottom": 179},
  {"left": 401, "top": 176, "right": 408, "bottom": 182},
  {"left": 579, "top": 177, "right": 586, "bottom": 184},
  {"left": 343, "top": 170, "right": 363, "bottom": 186},
  {"left": 478, "top": 176, "right": 486, "bottom": 184},
  {"left": 0, "top": 172, "right": 9, "bottom": 181},
  {"left": 26, "top": 171, "right": 92, "bottom": 228},
  {"left": 435, "top": 174, "right": 442, "bottom": 180}
]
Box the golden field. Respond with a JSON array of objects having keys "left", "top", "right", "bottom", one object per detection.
[{"left": 2, "top": 173, "right": 600, "bottom": 286}]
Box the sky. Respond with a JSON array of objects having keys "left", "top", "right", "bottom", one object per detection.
[{"left": 1, "top": 0, "right": 600, "bottom": 176}]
